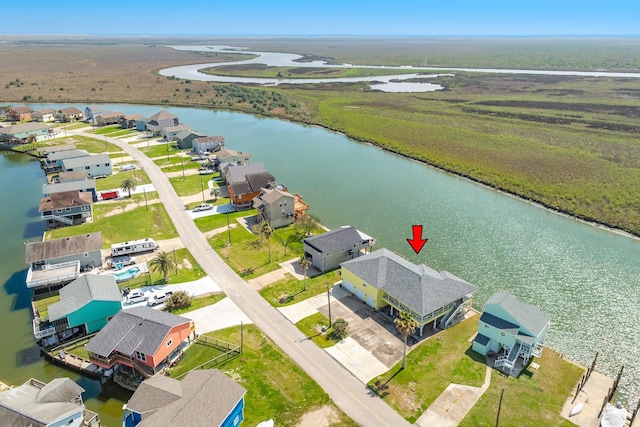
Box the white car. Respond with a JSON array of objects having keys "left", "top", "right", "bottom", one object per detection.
[
  {"left": 192, "top": 203, "right": 213, "bottom": 212},
  {"left": 125, "top": 290, "right": 147, "bottom": 304},
  {"left": 148, "top": 291, "right": 173, "bottom": 306},
  {"left": 120, "top": 164, "right": 136, "bottom": 171}
]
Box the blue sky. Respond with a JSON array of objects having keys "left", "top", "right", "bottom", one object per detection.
[{"left": 2, "top": 1, "right": 638, "bottom": 36}]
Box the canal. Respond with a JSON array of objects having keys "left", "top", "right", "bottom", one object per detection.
[{"left": 2, "top": 103, "right": 638, "bottom": 416}]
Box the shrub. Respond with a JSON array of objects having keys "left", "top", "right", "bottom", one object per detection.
[
  {"left": 333, "top": 318, "right": 350, "bottom": 340},
  {"left": 164, "top": 290, "right": 193, "bottom": 312}
]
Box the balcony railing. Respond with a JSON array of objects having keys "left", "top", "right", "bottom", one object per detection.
[{"left": 26, "top": 260, "right": 80, "bottom": 288}]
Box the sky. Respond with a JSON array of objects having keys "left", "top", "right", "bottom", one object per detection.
[{"left": 1, "top": 1, "right": 638, "bottom": 37}]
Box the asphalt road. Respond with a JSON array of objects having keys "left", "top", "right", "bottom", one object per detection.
[{"left": 88, "top": 131, "right": 410, "bottom": 427}]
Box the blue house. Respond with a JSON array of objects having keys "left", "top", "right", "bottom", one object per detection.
[
  {"left": 123, "top": 369, "right": 246, "bottom": 427},
  {"left": 472, "top": 292, "right": 551, "bottom": 375}
]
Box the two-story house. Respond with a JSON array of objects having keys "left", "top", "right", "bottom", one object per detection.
[
  {"left": 193, "top": 135, "right": 224, "bottom": 154},
  {"left": 145, "top": 110, "right": 179, "bottom": 135},
  {"left": 303, "top": 226, "right": 375, "bottom": 272},
  {"left": 85, "top": 105, "right": 109, "bottom": 122},
  {"left": 25, "top": 232, "right": 103, "bottom": 291},
  {"left": 35, "top": 274, "right": 122, "bottom": 346},
  {"left": 42, "top": 149, "right": 90, "bottom": 173},
  {"left": 229, "top": 171, "right": 275, "bottom": 210},
  {"left": 472, "top": 292, "right": 550, "bottom": 376},
  {"left": 123, "top": 370, "right": 246, "bottom": 427},
  {"left": 43, "top": 177, "right": 97, "bottom": 202},
  {"left": 85, "top": 306, "right": 195, "bottom": 388},
  {"left": 162, "top": 124, "right": 191, "bottom": 141},
  {"left": 253, "top": 186, "right": 296, "bottom": 229},
  {"left": 6, "top": 105, "right": 33, "bottom": 122},
  {"left": 95, "top": 111, "right": 125, "bottom": 126},
  {"left": 60, "top": 153, "right": 112, "bottom": 178},
  {"left": 0, "top": 377, "right": 99, "bottom": 427},
  {"left": 39, "top": 190, "right": 94, "bottom": 229},
  {"left": 216, "top": 147, "right": 251, "bottom": 165},
  {"left": 32, "top": 108, "right": 57, "bottom": 122},
  {"left": 0, "top": 122, "right": 52, "bottom": 143},
  {"left": 340, "top": 248, "right": 477, "bottom": 335},
  {"left": 56, "top": 107, "right": 84, "bottom": 122}
]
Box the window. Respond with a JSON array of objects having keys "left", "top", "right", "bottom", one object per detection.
[
  {"left": 85, "top": 166, "right": 90, "bottom": 170},
  {"left": 83, "top": 252, "right": 89, "bottom": 257},
  {"left": 501, "top": 331, "right": 505, "bottom": 336},
  {"left": 484, "top": 324, "right": 489, "bottom": 328},
  {"left": 105, "top": 163, "right": 109, "bottom": 167},
  {"left": 166, "top": 339, "right": 173, "bottom": 348},
  {"left": 135, "top": 351, "right": 146, "bottom": 362}
]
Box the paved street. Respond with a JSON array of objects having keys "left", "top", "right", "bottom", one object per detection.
[{"left": 82, "top": 129, "right": 411, "bottom": 427}]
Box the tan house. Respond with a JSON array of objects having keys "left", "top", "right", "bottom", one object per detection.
[
  {"left": 254, "top": 187, "right": 296, "bottom": 229},
  {"left": 56, "top": 107, "right": 84, "bottom": 122},
  {"left": 32, "top": 108, "right": 57, "bottom": 122},
  {"left": 95, "top": 111, "right": 125, "bottom": 126}
]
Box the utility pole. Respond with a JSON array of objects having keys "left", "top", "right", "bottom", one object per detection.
[
  {"left": 326, "top": 282, "right": 332, "bottom": 327},
  {"left": 496, "top": 387, "right": 504, "bottom": 427},
  {"left": 200, "top": 178, "right": 205, "bottom": 203},
  {"left": 181, "top": 157, "right": 185, "bottom": 180},
  {"left": 226, "top": 211, "right": 231, "bottom": 245}
]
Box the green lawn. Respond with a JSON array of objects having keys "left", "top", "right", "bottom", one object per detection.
[
  {"left": 260, "top": 270, "right": 340, "bottom": 307},
  {"left": 91, "top": 124, "right": 121, "bottom": 135},
  {"left": 169, "top": 325, "right": 357, "bottom": 427},
  {"left": 367, "top": 315, "right": 583, "bottom": 425},
  {"left": 161, "top": 160, "right": 204, "bottom": 174},
  {"left": 46, "top": 203, "right": 178, "bottom": 247},
  {"left": 94, "top": 169, "right": 150, "bottom": 191},
  {"left": 295, "top": 312, "right": 341, "bottom": 348},
  {"left": 165, "top": 293, "right": 227, "bottom": 316},
  {"left": 139, "top": 142, "right": 178, "bottom": 158},
  {"left": 169, "top": 173, "right": 219, "bottom": 197}
]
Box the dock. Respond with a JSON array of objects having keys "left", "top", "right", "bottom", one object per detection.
[{"left": 44, "top": 349, "right": 101, "bottom": 380}]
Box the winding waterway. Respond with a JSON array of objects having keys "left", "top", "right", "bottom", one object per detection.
[
  {"left": 159, "top": 45, "right": 640, "bottom": 91},
  {"left": 3, "top": 103, "right": 639, "bottom": 415}
]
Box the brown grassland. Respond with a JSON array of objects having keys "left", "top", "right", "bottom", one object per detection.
[{"left": 1, "top": 36, "right": 639, "bottom": 236}]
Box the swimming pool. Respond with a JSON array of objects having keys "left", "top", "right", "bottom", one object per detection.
[{"left": 113, "top": 266, "right": 141, "bottom": 283}]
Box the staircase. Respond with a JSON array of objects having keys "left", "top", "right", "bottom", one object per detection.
[
  {"left": 440, "top": 301, "right": 467, "bottom": 329},
  {"left": 42, "top": 214, "right": 73, "bottom": 225},
  {"left": 503, "top": 342, "right": 521, "bottom": 373},
  {"left": 132, "top": 359, "right": 154, "bottom": 379},
  {"left": 531, "top": 342, "right": 543, "bottom": 358}
]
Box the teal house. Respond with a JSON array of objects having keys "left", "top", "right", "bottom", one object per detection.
[
  {"left": 46, "top": 274, "right": 122, "bottom": 340},
  {"left": 472, "top": 292, "right": 550, "bottom": 375}
]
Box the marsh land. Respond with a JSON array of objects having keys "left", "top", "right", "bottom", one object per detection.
[{"left": 1, "top": 36, "right": 639, "bottom": 236}]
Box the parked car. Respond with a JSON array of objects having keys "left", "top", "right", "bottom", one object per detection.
[
  {"left": 147, "top": 291, "right": 173, "bottom": 306},
  {"left": 125, "top": 290, "right": 147, "bottom": 304},
  {"left": 107, "top": 256, "right": 136, "bottom": 268},
  {"left": 193, "top": 203, "right": 213, "bottom": 212},
  {"left": 119, "top": 164, "right": 136, "bottom": 171}
]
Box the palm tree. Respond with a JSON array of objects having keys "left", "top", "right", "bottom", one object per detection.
[
  {"left": 260, "top": 220, "right": 273, "bottom": 263},
  {"left": 299, "top": 255, "right": 311, "bottom": 291},
  {"left": 394, "top": 311, "right": 419, "bottom": 370},
  {"left": 149, "top": 251, "right": 176, "bottom": 284},
  {"left": 120, "top": 178, "right": 136, "bottom": 198}
]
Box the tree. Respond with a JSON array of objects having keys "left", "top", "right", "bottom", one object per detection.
[
  {"left": 120, "top": 178, "right": 136, "bottom": 197},
  {"left": 149, "top": 251, "right": 176, "bottom": 284},
  {"left": 164, "top": 290, "right": 193, "bottom": 312},
  {"left": 260, "top": 220, "right": 273, "bottom": 263},
  {"left": 332, "top": 318, "right": 350, "bottom": 340},
  {"left": 299, "top": 255, "right": 311, "bottom": 291},
  {"left": 296, "top": 213, "right": 319, "bottom": 237},
  {"left": 394, "top": 311, "right": 419, "bottom": 370}
]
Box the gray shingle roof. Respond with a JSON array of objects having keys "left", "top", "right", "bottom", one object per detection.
[
  {"left": 0, "top": 122, "right": 51, "bottom": 135},
  {"left": 85, "top": 306, "right": 190, "bottom": 358},
  {"left": 48, "top": 274, "right": 121, "bottom": 321},
  {"left": 61, "top": 153, "right": 110, "bottom": 169},
  {"left": 217, "top": 147, "right": 250, "bottom": 161},
  {"left": 341, "top": 248, "right": 477, "bottom": 317},
  {"left": 126, "top": 375, "right": 183, "bottom": 415},
  {"left": 46, "top": 149, "right": 89, "bottom": 162},
  {"left": 38, "top": 190, "right": 93, "bottom": 211},
  {"left": 246, "top": 172, "right": 275, "bottom": 190},
  {"left": 485, "top": 292, "right": 550, "bottom": 338},
  {"left": 226, "top": 162, "right": 267, "bottom": 184},
  {"left": 25, "top": 232, "right": 102, "bottom": 263},
  {"left": 135, "top": 370, "right": 246, "bottom": 427},
  {"left": 149, "top": 110, "right": 177, "bottom": 120},
  {"left": 42, "top": 179, "right": 96, "bottom": 196},
  {"left": 0, "top": 378, "right": 83, "bottom": 426},
  {"left": 304, "top": 226, "right": 373, "bottom": 254}
]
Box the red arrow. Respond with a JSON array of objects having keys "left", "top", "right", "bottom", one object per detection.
[{"left": 407, "top": 225, "right": 428, "bottom": 254}]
